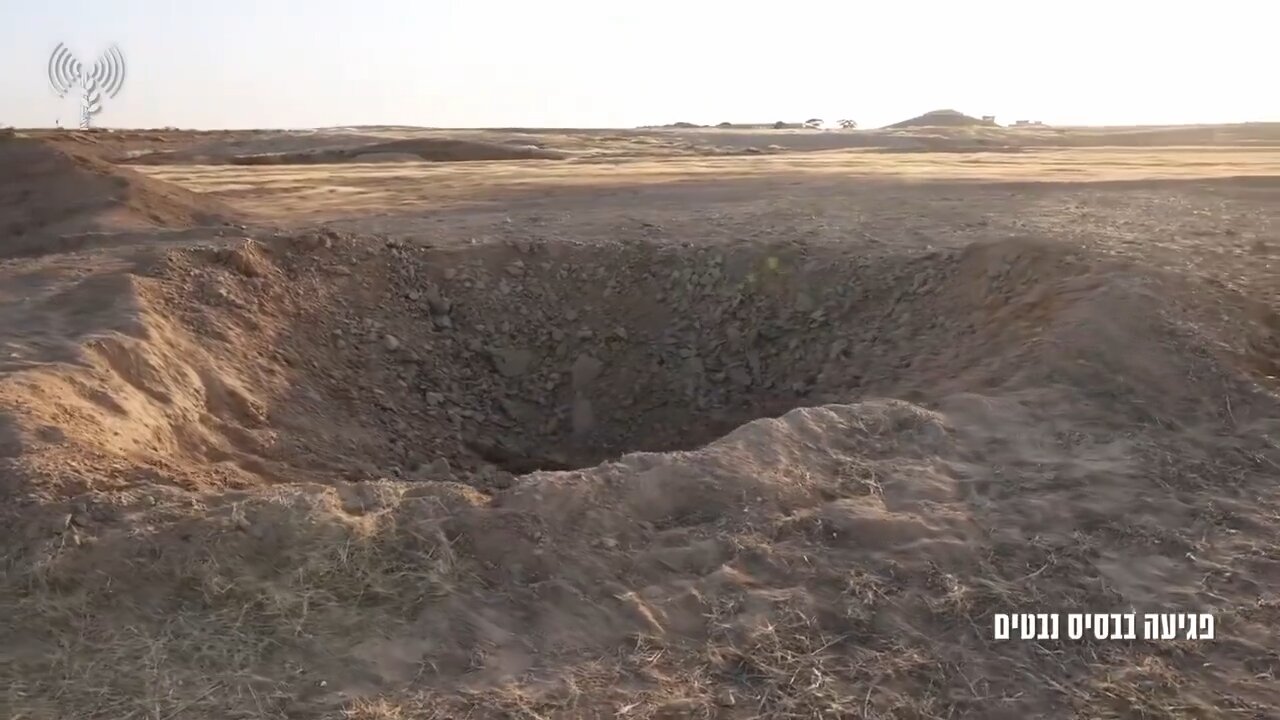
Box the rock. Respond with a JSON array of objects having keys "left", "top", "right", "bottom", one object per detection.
[
  {"left": 424, "top": 284, "right": 449, "bottom": 312},
  {"left": 657, "top": 699, "right": 701, "bottom": 716},
  {"left": 51, "top": 513, "right": 73, "bottom": 534},
  {"left": 426, "top": 458, "right": 451, "bottom": 476},
  {"left": 499, "top": 397, "right": 537, "bottom": 424},
  {"left": 292, "top": 232, "right": 332, "bottom": 251},
  {"left": 479, "top": 465, "right": 515, "bottom": 489},
  {"left": 490, "top": 347, "right": 535, "bottom": 377},
  {"left": 571, "top": 354, "right": 604, "bottom": 391},
  {"left": 383, "top": 334, "right": 401, "bottom": 351},
  {"left": 225, "top": 242, "right": 264, "bottom": 277}
]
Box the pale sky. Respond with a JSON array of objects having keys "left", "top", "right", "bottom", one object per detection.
[{"left": 1, "top": 0, "right": 1276, "bottom": 130}]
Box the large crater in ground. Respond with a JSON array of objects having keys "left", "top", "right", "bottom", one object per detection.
[
  {"left": 74, "top": 227, "right": 1254, "bottom": 495},
  {"left": 8, "top": 225, "right": 1271, "bottom": 499},
  {"left": 5, "top": 225, "right": 1280, "bottom": 720}
]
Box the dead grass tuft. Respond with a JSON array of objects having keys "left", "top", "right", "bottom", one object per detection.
[{"left": 1, "top": 489, "right": 462, "bottom": 719}]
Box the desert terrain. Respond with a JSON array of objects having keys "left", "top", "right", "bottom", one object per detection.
[{"left": 1, "top": 121, "right": 1279, "bottom": 719}]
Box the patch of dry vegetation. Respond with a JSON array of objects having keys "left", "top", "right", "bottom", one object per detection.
[{"left": 130, "top": 146, "right": 1280, "bottom": 222}]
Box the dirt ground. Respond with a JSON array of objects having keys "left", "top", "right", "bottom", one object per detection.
[{"left": 1, "top": 124, "right": 1279, "bottom": 719}]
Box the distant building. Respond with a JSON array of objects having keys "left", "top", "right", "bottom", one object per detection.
[{"left": 982, "top": 115, "right": 996, "bottom": 124}]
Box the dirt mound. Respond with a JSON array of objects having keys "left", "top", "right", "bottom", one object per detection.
[
  {"left": 124, "top": 138, "right": 568, "bottom": 166},
  {"left": 2, "top": 231, "right": 1279, "bottom": 718},
  {"left": 886, "top": 109, "right": 999, "bottom": 129},
  {"left": 0, "top": 137, "right": 236, "bottom": 245}
]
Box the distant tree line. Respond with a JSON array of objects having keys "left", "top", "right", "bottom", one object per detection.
[{"left": 654, "top": 118, "right": 859, "bottom": 130}]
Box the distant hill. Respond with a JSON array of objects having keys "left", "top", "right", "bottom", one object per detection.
[{"left": 886, "top": 109, "right": 998, "bottom": 129}]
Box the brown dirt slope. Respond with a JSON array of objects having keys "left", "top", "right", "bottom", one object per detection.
[
  {"left": 1, "top": 225, "right": 1279, "bottom": 719},
  {"left": 0, "top": 136, "right": 236, "bottom": 244}
]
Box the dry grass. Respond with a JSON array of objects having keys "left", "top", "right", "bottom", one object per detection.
[
  {"left": 133, "top": 146, "right": 1280, "bottom": 221},
  {"left": 2, "top": 487, "right": 464, "bottom": 719}
]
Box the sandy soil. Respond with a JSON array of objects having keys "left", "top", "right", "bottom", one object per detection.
[
  {"left": 132, "top": 147, "right": 1280, "bottom": 222},
  {"left": 1, "top": 125, "right": 1279, "bottom": 720}
]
